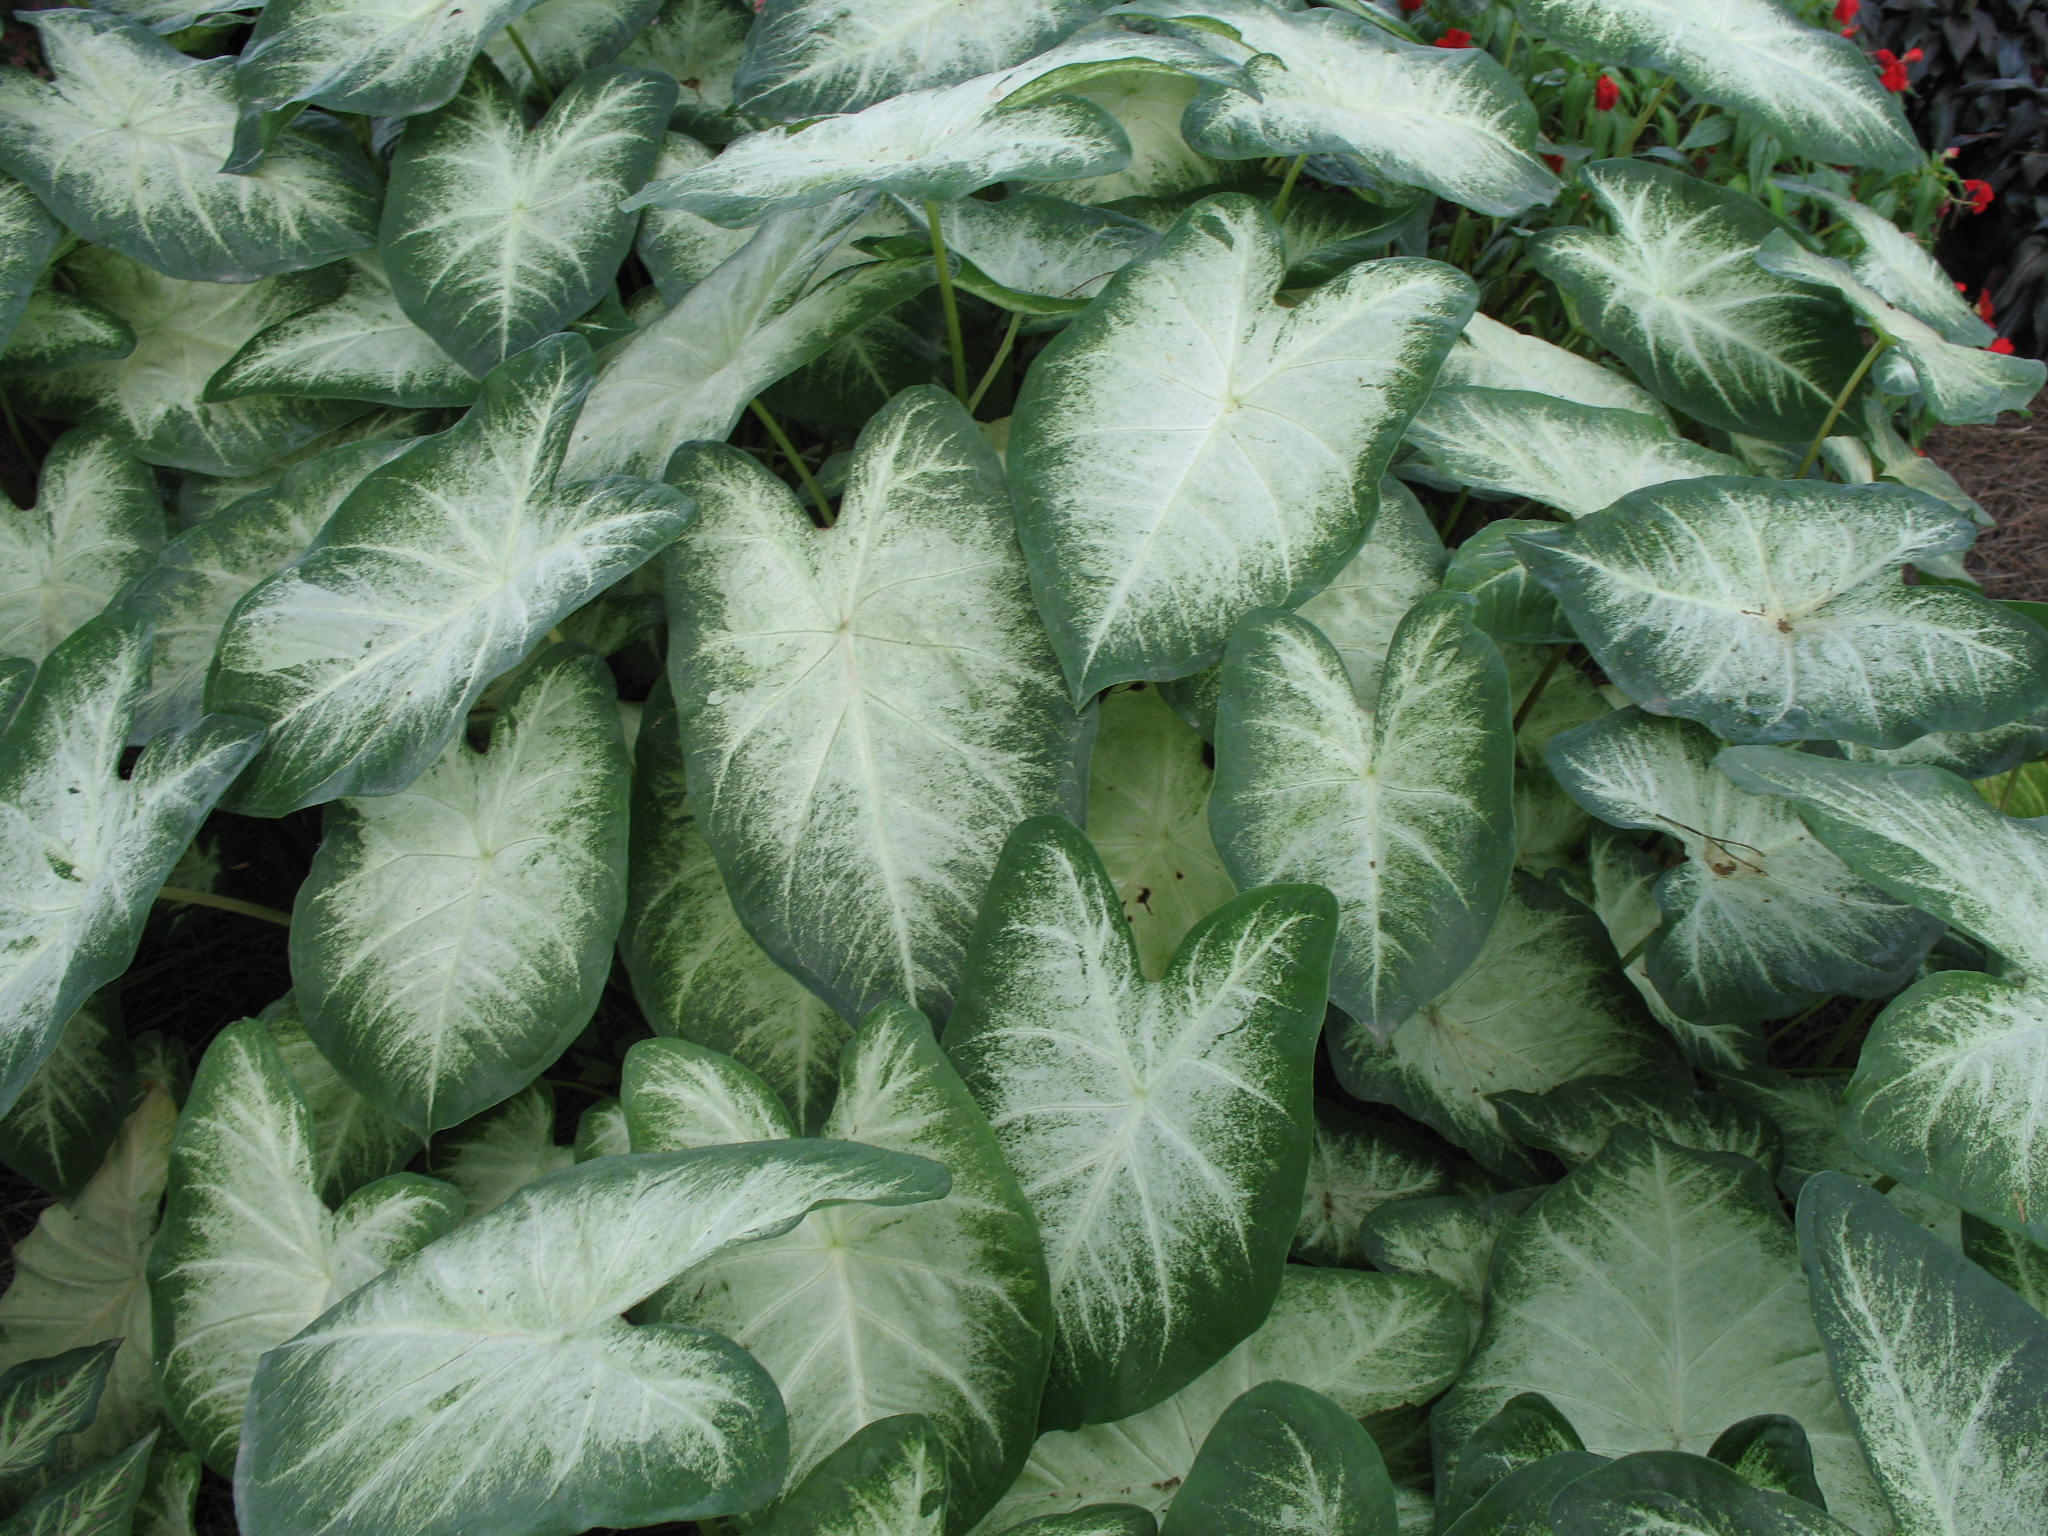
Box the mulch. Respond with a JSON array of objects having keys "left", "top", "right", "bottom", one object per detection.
[{"left": 1940, "top": 391, "right": 2048, "bottom": 602}]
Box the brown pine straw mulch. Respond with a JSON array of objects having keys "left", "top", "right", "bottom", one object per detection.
[{"left": 1942, "top": 390, "right": 2048, "bottom": 603}]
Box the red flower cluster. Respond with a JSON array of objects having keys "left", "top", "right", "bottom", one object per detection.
[
  {"left": 1400, "top": 0, "right": 1425, "bottom": 11},
  {"left": 1542, "top": 153, "right": 1566, "bottom": 174},
  {"left": 1873, "top": 47, "right": 1922, "bottom": 92},
  {"left": 1833, "top": 0, "right": 1859, "bottom": 26},
  {"left": 1435, "top": 27, "right": 1473, "bottom": 48},
  {"left": 1594, "top": 74, "right": 1620, "bottom": 112},
  {"left": 1978, "top": 289, "right": 1996, "bottom": 323},
  {"left": 1961, "top": 179, "right": 1995, "bottom": 214}
]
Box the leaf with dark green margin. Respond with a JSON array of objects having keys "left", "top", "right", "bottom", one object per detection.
[
  {"left": 1438, "top": 1391, "right": 1585, "bottom": 1528},
  {"left": 0, "top": 431, "right": 161, "bottom": 665},
  {"left": 383, "top": 64, "right": 675, "bottom": 376},
  {"left": 1159, "top": 1380, "right": 1396, "bottom": 1536},
  {"left": 1489, "top": 1077, "right": 1782, "bottom": 1180},
  {"left": 1707, "top": 1416, "right": 1828, "bottom": 1510},
  {"left": 1963, "top": 1217, "right": 2048, "bottom": 1316},
  {"left": 1546, "top": 1451, "right": 1857, "bottom": 1535},
  {"left": 0, "top": 288, "right": 134, "bottom": 381},
  {"left": 0, "top": 12, "right": 377, "bottom": 283},
  {"left": 617, "top": 0, "right": 754, "bottom": 141},
  {"left": 0, "top": 989, "right": 130, "bottom": 1199},
  {"left": 236, "top": 1142, "right": 950, "bottom": 1536},
  {"left": 1213, "top": 595, "right": 1514, "bottom": 1037},
  {"left": 1358, "top": 1189, "right": 1544, "bottom": 1343},
  {"left": 0, "top": 1432, "right": 154, "bottom": 1536},
  {"left": 428, "top": 1083, "right": 573, "bottom": 1216},
  {"left": 1439, "top": 1450, "right": 1607, "bottom": 1536},
  {"left": 1442, "top": 526, "right": 1573, "bottom": 645},
  {"left": 993, "top": 1511, "right": 1157, "bottom": 1536},
  {"left": 749, "top": 1416, "right": 948, "bottom": 1536},
  {"left": 945, "top": 816, "right": 1335, "bottom": 1427},
  {"left": 1529, "top": 162, "right": 1862, "bottom": 441},
  {"left": 0, "top": 1342, "right": 120, "bottom": 1494},
  {"left": 1292, "top": 1100, "right": 1454, "bottom": 1269},
  {"left": 868, "top": 194, "right": 1159, "bottom": 316},
  {"left": 479, "top": 0, "right": 665, "bottom": 98},
  {"left": 0, "top": 176, "right": 61, "bottom": 358},
  {"left": 1010, "top": 194, "right": 1473, "bottom": 699},
  {"left": 664, "top": 387, "right": 1087, "bottom": 1025},
  {"left": 623, "top": 1037, "right": 799, "bottom": 1150},
  {"left": 209, "top": 334, "right": 691, "bottom": 816},
  {"left": 264, "top": 1003, "right": 421, "bottom": 1207}
]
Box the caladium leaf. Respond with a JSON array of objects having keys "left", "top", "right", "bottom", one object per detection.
[
  {"left": 1545, "top": 710, "right": 1940, "bottom": 1024},
  {"left": 1754, "top": 231, "right": 2046, "bottom": 425},
  {"left": 291, "top": 646, "right": 629, "bottom": 1137},
  {"left": 237, "top": 1141, "right": 951, "bottom": 1536},
  {"left": 871, "top": 194, "right": 1160, "bottom": 316},
  {"left": 148, "top": 1021, "right": 462, "bottom": 1473},
  {"left": 1517, "top": 0, "right": 1918, "bottom": 171},
  {"left": 1357, "top": 1189, "right": 1544, "bottom": 1342},
  {"left": 1782, "top": 181, "right": 1993, "bottom": 346},
  {"left": 1403, "top": 389, "right": 1741, "bottom": 520},
  {"left": 1027, "top": 74, "right": 1242, "bottom": 206},
  {"left": 1707, "top": 1415, "right": 1828, "bottom": 1509},
  {"left": 1442, "top": 524, "right": 1571, "bottom": 645},
  {"left": 1, "top": 1432, "right": 155, "bottom": 1536},
  {"left": 1438, "top": 1391, "right": 1586, "bottom": 1525},
  {"left": 750, "top": 1416, "right": 949, "bottom": 1536},
  {"left": 640, "top": 1006, "right": 1052, "bottom": 1528},
  {"left": 205, "top": 258, "right": 479, "bottom": 411},
  {"left": 0, "top": 1342, "right": 120, "bottom": 1493},
  {"left": 1167, "top": 0, "right": 1557, "bottom": 217},
  {"left": 736, "top": 0, "right": 1098, "bottom": 118},
  {"left": 1014, "top": 194, "right": 1473, "bottom": 699},
  {"left": 617, "top": 0, "right": 754, "bottom": 140},
  {"left": 623, "top": 1038, "right": 799, "bottom": 1149},
  {"left": 208, "top": 333, "right": 692, "bottom": 816},
  {"left": 1516, "top": 478, "right": 2048, "bottom": 748},
  {"left": 0, "top": 12, "right": 377, "bottom": 284},
  {"left": 382, "top": 64, "right": 676, "bottom": 376},
  {"left": 0, "top": 176, "right": 61, "bottom": 358},
  {"left": 430, "top": 1083, "right": 574, "bottom": 1215},
  {"left": 1964, "top": 1218, "right": 2048, "bottom": 1316},
  {"left": 619, "top": 694, "right": 849, "bottom": 1134},
  {"left": 479, "top": 0, "right": 665, "bottom": 98},
  {"left": 978, "top": 1266, "right": 1467, "bottom": 1530},
  {"left": 664, "top": 387, "right": 1086, "bottom": 1024},
  {"left": 1797, "top": 1174, "right": 2048, "bottom": 1536},
  {"left": 15, "top": 252, "right": 362, "bottom": 478},
  {"left": 563, "top": 200, "right": 934, "bottom": 479},
  {"left": 633, "top": 135, "right": 756, "bottom": 302},
  {"left": 1435, "top": 1130, "right": 1883, "bottom": 1532},
  {"left": 945, "top": 815, "right": 1335, "bottom": 1426},
  {"left": 1715, "top": 748, "right": 2048, "bottom": 1243},
  {"left": 0, "top": 431, "right": 162, "bottom": 665},
  {"left": 1293, "top": 1100, "right": 1455, "bottom": 1269},
  {"left": 1212, "top": 596, "right": 1515, "bottom": 1036},
  {"left": 0, "top": 288, "right": 135, "bottom": 381},
  {"left": 1547, "top": 1451, "right": 1857, "bottom": 1536},
  {"left": 0, "top": 1086, "right": 174, "bottom": 1469},
  {"left": 264, "top": 1005, "right": 420, "bottom": 1205},
  {"left": 1086, "top": 683, "right": 1233, "bottom": 981},
  {"left": 1159, "top": 1380, "right": 1396, "bottom": 1536},
  {"left": 994, "top": 1511, "right": 1158, "bottom": 1536},
  {"left": 0, "top": 989, "right": 130, "bottom": 1200},
  {"left": 1488, "top": 1076, "right": 1784, "bottom": 1178},
  {"left": 121, "top": 438, "right": 414, "bottom": 744},
  {"left": 0, "top": 615, "right": 262, "bottom": 1119},
  {"left": 1437, "top": 311, "right": 1669, "bottom": 421},
  {"left": 1528, "top": 162, "right": 1862, "bottom": 442}
]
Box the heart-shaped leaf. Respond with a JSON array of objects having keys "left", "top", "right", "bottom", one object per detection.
[
  {"left": 1489, "top": 1076, "right": 1783, "bottom": 1178},
  {"left": 944, "top": 815, "right": 1335, "bottom": 1426},
  {"left": 1160, "top": 1380, "right": 1398, "bottom": 1536},
  {"left": 1010, "top": 194, "right": 1474, "bottom": 699},
  {"left": 0, "top": 431, "right": 162, "bottom": 665}
]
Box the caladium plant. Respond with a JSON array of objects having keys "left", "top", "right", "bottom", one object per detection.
[{"left": 0, "top": 0, "right": 2043, "bottom": 1533}]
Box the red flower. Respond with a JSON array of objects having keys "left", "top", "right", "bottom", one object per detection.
[
  {"left": 1874, "top": 47, "right": 1916, "bottom": 91},
  {"left": 1435, "top": 27, "right": 1473, "bottom": 48},
  {"left": 1978, "top": 289, "right": 1996, "bottom": 323},
  {"left": 1962, "top": 178, "right": 1995, "bottom": 214},
  {"left": 1400, "top": 0, "right": 1425, "bottom": 11},
  {"left": 1990, "top": 337, "right": 2017, "bottom": 355},
  {"left": 1833, "top": 0, "right": 1859, "bottom": 22},
  {"left": 1594, "top": 74, "right": 1620, "bottom": 111},
  {"left": 1543, "top": 153, "right": 1565, "bottom": 174}
]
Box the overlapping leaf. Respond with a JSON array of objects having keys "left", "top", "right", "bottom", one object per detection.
[
  {"left": 1160, "top": 1380, "right": 1396, "bottom": 1536},
  {"left": 0, "top": 431, "right": 161, "bottom": 665},
  {"left": 0, "top": 989, "right": 130, "bottom": 1200}
]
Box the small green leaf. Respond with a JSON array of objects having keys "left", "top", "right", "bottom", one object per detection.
[
  {"left": 1707, "top": 1416, "right": 1828, "bottom": 1510},
  {"left": 0, "top": 1432, "right": 155, "bottom": 1536},
  {"left": 0, "top": 1342, "right": 121, "bottom": 1492},
  {"left": 1438, "top": 1392, "right": 1585, "bottom": 1527},
  {"left": 1160, "top": 1380, "right": 1396, "bottom": 1536},
  {"left": 750, "top": 1416, "right": 949, "bottom": 1536},
  {"left": 0, "top": 176, "right": 62, "bottom": 359}
]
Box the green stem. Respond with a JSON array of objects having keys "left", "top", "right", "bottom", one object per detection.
[
  {"left": 1818, "top": 997, "right": 1881, "bottom": 1070},
  {"left": 1614, "top": 930, "right": 1652, "bottom": 972},
  {"left": 1496, "top": 15, "right": 1520, "bottom": 66},
  {"left": 503, "top": 24, "right": 554, "bottom": 105},
  {"left": 1271, "top": 154, "right": 1307, "bottom": 222},
  {"left": 749, "top": 399, "right": 833, "bottom": 527},
  {"left": 925, "top": 201, "right": 971, "bottom": 402},
  {"left": 1438, "top": 488, "right": 1473, "bottom": 544},
  {"left": 1616, "top": 77, "right": 1676, "bottom": 157},
  {"left": 1511, "top": 645, "right": 1567, "bottom": 735},
  {"left": 967, "top": 311, "right": 1023, "bottom": 416},
  {"left": 1795, "top": 335, "right": 1890, "bottom": 479},
  {"left": 156, "top": 886, "right": 293, "bottom": 928},
  {"left": 1996, "top": 764, "right": 2025, "bottom": 814}
]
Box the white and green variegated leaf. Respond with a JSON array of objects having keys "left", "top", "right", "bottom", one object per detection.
[
  {"left": 1025, "top": 73, "right": 1241, "bottom": 205},
  {"left": 1546, "top": 710, "right": 1941, "bottom": 1024},
  {"left": 16, "top": 253, "right": 364, "bottom": 478},
  {"left": 1293, "top": 1100, "right": 1455, "bottom": 1269},
  {"left": 1716, "top": 748, "right": 2048, "bottom": 1243},
  {"left": 760, "top": 296, "right": 943, "bottom": 429},
  {"left": 237, "top": 1140, "right": 950, "bottom": 1536},
  {"left": 0, "top": 1432, "right": 155, "bottom": 1536},
  {"left": 619, "top": 694, "right": 850, "bottom": 1134},
  {"left": 1518, "top": 0, "right": 1918, "bottom": 170},
  {"left": 1160, "top": 1380, "right": 1396, "bottom": 1536},
  {"left": 132, "top": 1443, "right": 202, "bottom": 1536},
  {"left": 291, "top": 646, "right": 629, "bottom": 1136},
  {"left": 1212, "top": 598, "right": 1514, "bottom": 1036},
  {"left": 1356, "top": 1189, "right": 1544, "bottom": 1341},
  {"left": 1165, "top": 0, "right": 1556, "bottom": 217},
  {"left": 1798, "top": 1174, "right": 2048, "bottom": 1536},
  {"left": 120, "top": 437, "right": 414, "bottom": 744},
  {"left": 876, "top": 194, "right": 1160, "bottom": 315},
  {"left": 1488, "top": 1076, "right": 1784, "bottom": 1178},
  {"left": 264, "top": 1005, "right": 421, "bottom": 1205},
  {"left": 641, "top": 1006, "right": 1052, "bottom": 1528},
  {"left": 1964, "top": 1218, "right": 2048, "bottom": 1316},
  {"left": 1517, "top": 477, "right": 2048, "bottom": 747},
  {"left": 736, "top": 0, "right": 1099, "bottom": 118},
  {"left": 1529, "top": 162, "right": 1863, "bottom": 441},
  {"left": 665, "top": 388, "right": 1086, "bottom": 1023},
  {"left": 1783, "top": 181, "right": 1993, "bottom": 346},
  {"left": 976, "top": 1266, "right": 1467, "bottom": 1531},
  {"left": 147, "top": 1021, "right": 461, "bottom": 1473},
  {"left": 573, "top": 1097, "right": 630, "bottom": 1160},
  {"left": 1442, "top": 524, "right": 1570, "bottom": 645},
  {"left": 382, "top": 64, "right": 675, "bottom": 376},
  {"left": 1755, "top": 231, "right": 2046, "bottom": 425},
  {"left": 994, "top": 1510, "right": 1158, "bottom": 1536},
  {"left": 751, "top": 1416, "right": 950, "bottom": 1536},
  {"left": 1404, "top": 389, "right": 1741, "bottom": 520},
  {"left": 1332, "top": 875, "right": 1672, "bottom": 1181},
  {"left": 0, "top": 1087, "right": 174, "bottom": 1469},
  {"left": 624, "top": 1038, "right": 799, "bottom": 1149},
  {"left": 1437, "top": 311, "right": 1670, "bottom": 421},
  {"left": 0, "top": 1341, "right": 120, "bottom": 1492},
  {"left": 945, "top": 816, "right": 1335, "bottom": 1426},
  {"left": 1436, "top": 1131, "right": 1883, "bottom": 1530},
  {"left": 635, "top": 135, "right": 757, "bottom": 303},
  {"left": 0, "top": 175, "right": 61, "bottom": 358},
  {"left": 1010, "top": 194, "right": 1474, "bottom": 698},
  {"left": 1438, "top": 1392, "right": 1588, "bottom": 1529},
  {"left": 0, "top": 988, "right": 130, "bottom": 1199},
  {"left": 1705, "top": 1416, "right": 1830, "bottom": 1509},
  {"left": 0, "top": 615, "right": 262, "bottom": 1119},
  {"left": 563, "top": 200, "right": 934, "bottom": 478},
  {"left": 617, "top": 0, "right": 754, "bottom": 140},
  {"left": 1546, "top": 1452, "right": 1857, "bottom": 1536},
  {"left": 479, "top": 0, "right": 665, "bottom": 98},
  {"left": 1835, "top": 707, "right": 2048, "bottom": 780},
  {"left": 0, "top": 287, "right": 135, "bottom": 381},
  {"left": 430, "top": 1084, "right": 574, "bottom": 1215},
  {"left": 0, "top": 431, "right": 161, "bottom": 665},
  {"left": 0, "top": 12, "right": 377, "bottom": 284},
  {"left": 209, "top": 334, "right": 691, "bottom": 816},
  {"left": 1086, "top": 683, "right": 1233, "bottom": 981},
  {"left": 205, "top": 258, "right": 478, "bottom": 411}
]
